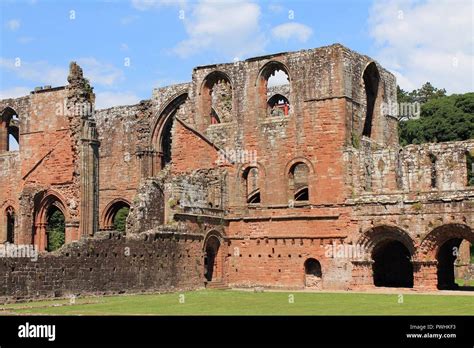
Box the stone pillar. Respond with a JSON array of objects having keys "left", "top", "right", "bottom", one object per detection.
[
  {"left": 65, "top": 221, "right": 80, "bottom": 244},
  {"left": 137, "top": 147, "right": 155, "bottom": 179},
  {"left": 413, "top": 260, "right": 438, "bottom": 291},
  {"left": 66, "top": 62, "right": 100, "bottom": 238},
  {"left": 0, "top": 212, "right": 6, "bottom": 243},
  {"left": 80, "top": 118, "right": 100, "bottom": 236},
  {"left": 0, "top": 123, "right": 8, "bottom": 152},
  {"left": 34, "top": 222, "right": 47, "bottom": 252},
  {"left": 455, "top": 240, "right": 472, "bottom": 280}
]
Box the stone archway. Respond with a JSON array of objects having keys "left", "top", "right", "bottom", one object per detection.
[
  {"left": 357, "top": 225, "right": 415, "bottom": 289},
  {"left": 33, "top": 191, "right": 70, "bottom": 252},
  {"left": 372, "top": 240, "right": 414, "bottom": 288},
  {"left": 418, "top": 224, "right": 474, "bottom": 290},
  {"left": 101, "top": 199, "right": 131, "bottom": 232},
  {"left": 203, "top": 232, "right": 224, "bottom": 283}
]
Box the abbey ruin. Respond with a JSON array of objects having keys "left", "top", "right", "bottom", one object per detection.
[{"left": 1, "top": 44, "right": 473, "bottom": 300}]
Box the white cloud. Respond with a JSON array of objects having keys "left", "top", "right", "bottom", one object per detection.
[
  {"left": 76, "top": 58, "right": 124, "bottom": 86},
  {"left": 0, "top": 58, "right": 68, "bottom": 86},
  {"left": 267, "top": 69, "right": 289, "bottom": 87},
  {"left": 369, "top": 0, "right": 473, "bottom": 93},
  {"left": 271, "top": 22, "right": 313, "bottom": 43},
  {"left": 6, "top": 19, "right": 20, "bottom": 31},
  {"left": 173, "top": 0, "right": 266, "bottom": 59},
  {"left": 0, "top": 86, "right": 31, "bottom": 99},
  {"left": 95, "top": 91, "right": 141, "bottom": 109}
]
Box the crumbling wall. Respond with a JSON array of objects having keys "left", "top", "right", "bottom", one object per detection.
[
  {"left": 95, "top": 102, "right": 147, "bottom": 228},
  {"left": 0, "top": 228, "right": 203, "bottom": 301},
  {"left": 348, "top": 139, "right": 474, "bottom": 195},
  {"left": 127, "top": 178, "right": 165, "bottom": 234}
]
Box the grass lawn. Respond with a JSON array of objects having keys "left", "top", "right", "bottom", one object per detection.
[
  {"left": 456, "top": 278, "right": 474, "bottom": 287},
  {"left": 1, "top": 290, "right": 473, "bottom": 315}
]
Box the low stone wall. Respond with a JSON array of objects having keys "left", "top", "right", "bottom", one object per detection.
[{"left": 0, "top": 229, "right": 204, "bottom": 302}]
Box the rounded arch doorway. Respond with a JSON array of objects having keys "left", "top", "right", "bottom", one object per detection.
[{"left": 204, "top": 234, "right": 222, "bottom": 282}]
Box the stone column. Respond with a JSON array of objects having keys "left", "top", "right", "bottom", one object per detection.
[
  {"left": 137, "top": 147, "right": 155, "bottom": 179},
  {"left": 67, "top": 62, "right": 100, "bottom": 238},
  {"left": 0, "top": 124, "right": 8, "bottom": 152},
  {"left": 80, "top": 118, "right": 100, "bottom": 236},
  {"left": 34, "top": 222, "right": 47, "bottom": 252}
]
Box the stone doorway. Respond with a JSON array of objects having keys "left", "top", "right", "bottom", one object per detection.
[
  {"left": 373, "top": 240, "right": 413, "bottom": 288},
  {"left": 204, "top": 235, "right": 221, "bottom": 282}
]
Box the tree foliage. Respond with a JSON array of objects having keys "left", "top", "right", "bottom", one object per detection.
[
  {"left": 398, "top": 82, "right": 473, "bottom": 146},
  {"left": 47, "top": 209, "right": 65, "bottom": 252},
  {"left": 113, "top": 207, "right": 129, "bottom": 233}
]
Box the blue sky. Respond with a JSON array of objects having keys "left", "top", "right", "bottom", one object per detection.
[{"left": 1, "top": 0, "right": 472, "bottom": 109}]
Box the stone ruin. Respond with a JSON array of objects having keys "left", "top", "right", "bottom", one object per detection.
[{"left": 0, "top": 44, "right": 473, "bottom": 300}]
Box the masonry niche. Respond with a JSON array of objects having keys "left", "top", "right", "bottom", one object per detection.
[
  {"left": 289, "top": 163, "right": 309, "bottom": 202},
  {"left": 243, "top": 167, "right": 261, "bottom": 204},
  {"left": 304, "top": 258, "right": 322, "bottom": 289}
]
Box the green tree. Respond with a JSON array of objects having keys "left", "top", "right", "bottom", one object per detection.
[
  {"left": 47, "top": 209, "right": 65, "bottom": 252},
  {"left": 399, "top": 92, "right": 474, "bottom": 146},
  {"left": 113, "top": 207, "right": 129, "bottom": 233},
  {"left": 408, "top": 82, "right": 446, "bottom": 103}
]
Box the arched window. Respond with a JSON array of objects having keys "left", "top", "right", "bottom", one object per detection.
[
  {"left": 1, "top": 108, "right": 20, "bottom": 152},
  {"left": 33, "top": 191, "right": 70, "bottom": 252},
  {"left": 102, "top": 199, "right": 130, "bottom": 232},
  {"left": 267, "top": 94, "right": 290, "bottom": 117},
  {"left": 160, "top": 114, "right": 174, "bottom": 168},
  {"left": 362, "top": 62, "right": 380, "bottom": 138},
  {"left": 243, "top": 167, "right": 260, "bottom": 204},
  {"left": 151, "top": 93, "right": 188, "bottom": 172},
  {"left": 259, "top": 62, "right": 290, "bottom": 117},
  {"left": 201, "top": 71, "right": 233, "bottom": 125},
  {"left": 46, "top": 206, "right": 65, "bottom": 252},
  {"left": 5, "top": 206, "right": 15, "bottom": 243},
  {"left": 289, "top": 163, "right": 309, "bottom": 202}
]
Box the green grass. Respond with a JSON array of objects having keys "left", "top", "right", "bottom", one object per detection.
[
  {"left": 456, "top": 278, "right": 474, "bottom": 287},
  {"left": 1, "top": 290, "right": 473, "bottom": 315}
]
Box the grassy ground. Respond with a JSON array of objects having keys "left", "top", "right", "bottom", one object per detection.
[
  {"left": 1, "top": 290, "right": 473, "bottom": 315},
  {"left": 456, "top": 278, "right": 474, "bottom": 287}
]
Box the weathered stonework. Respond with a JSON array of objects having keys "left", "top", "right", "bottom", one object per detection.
[{"left": 0, "top": 44, "right": 473, "bottom": 300}]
